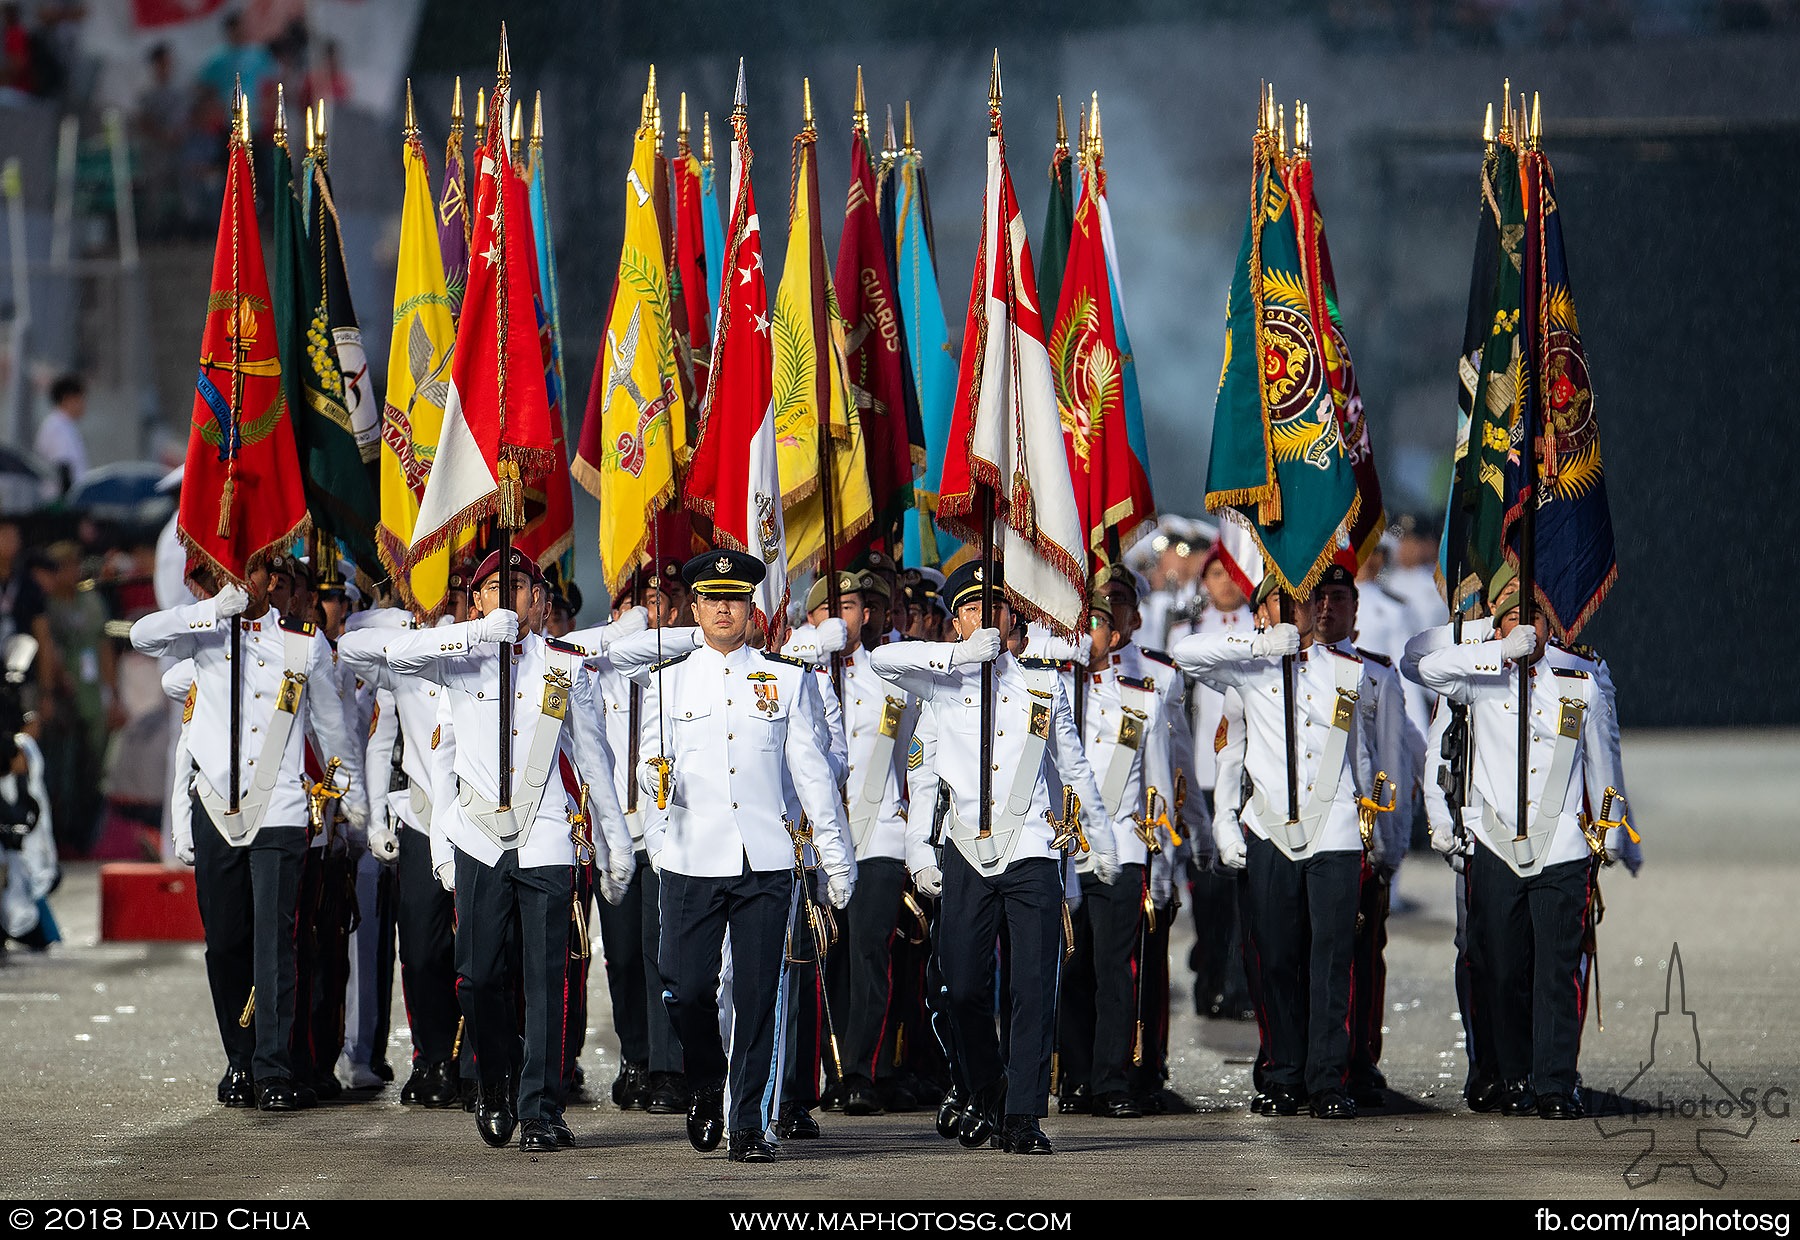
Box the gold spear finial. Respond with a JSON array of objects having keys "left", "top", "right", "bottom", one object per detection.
[
  {"left": 1091, "top": 90, "right": 1103, "bottom": 160},
  {"left": 475, "top": 86, "right": 486, "bottom": 132},
  {"left": 234, "top": 84, "right": 249, "bottom": 146},
  {"left": 678, "top": 91, "right": 690, "bottom": 154},
  {"left": 732, "top": 57, "right": 747, "bottom": 120},
  {"left": 903, "top": 99, "right": 915, "bottom": 152},
  {"left": 1077, "top": 100, "right": 1088, "bottom": 157},
  {"left": 853, "top": 65, "right": 868, "bottom": 139},
  {"left": 1529, "top": 90, "right": 1541, "bottom": 149},
  {"left": 1483, "top": 101, "right": 1495, "bottom": 145},
  {"left": 883, "top": 103, "right": 896, "bottom": 158},
  {"left": 510, "top": 98, "right": 523, "bottom": 160},
  {"left": 1055, "top": 94, "right": 1067, "bottom": 152},
  {"left": 404, "top": 78, "right": 417, "bottom": 140},
  {"left": 989, "top": 49, "right": 1002, "bottom": 110},
  {"left": 652, "top": 93, "right": 663, "bottom": 145},
  {"left": 496, "top": 21, "right": 511, "bottom": 89},
  {"left": 802, "top": 76, "right": 815, "bottom": 135},
  {"left": 451, "top": 75, "right": 463, "bottom": 135},
  {"left": 1500, "top": 77, "right": 1512, "bottom": 139},
  {"left": 304, "top": 102, "right": 315, "bottom": 154},
  {"left": 702, "top": 111, "right": 714, "bottom": 163},
  {"left": 274, "top": 82, "right": 288, "bottom": 148},
  {"left": 531, "top": 90, "right": 544, "bottom": 149},
  {"left": 1296, "top": 100, "right": 1309, "bottom": 154},
  {"left": 1277, "top": 102, "right": 1286, "bottom": 159}
]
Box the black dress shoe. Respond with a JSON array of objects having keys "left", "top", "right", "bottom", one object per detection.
[
  {"left": 257, "top": 1078, "right": 301, "bottom": 1112},
  {"left": 1500, "top": 1079, "right": 1539, "bottom": 1116},
  {"left": 477, "top": 1082, "right": 518, "bottom": 1149},
  {"left": 647, "top": 1072, "right": 687, "bottom": 1115},
  {"left": 957, "top": 1089, "right": 998, "bottom": 1149},
  {"left": 613, "top": 1062, "right": 649, "bottom": 1111},
  {"left": 1348, "top": 1069, "right": 1388, "bottom": 1108},
  {"left": 1000, "top": 1114, "right": 1055, "bottom": 1154},
  {"left": 518, "top": 1120, "right": 559, "bottom": 1153},
  {"left": 218, "top": 1068, "right": 255, "bottom": 1108},
  {"left": 818, "top": 1081, "right": 844, "bottom": 1113},
  {"left": 311, "top": 1073, "right": 342, "bottom": 1102},
  {"left": 1537, "top": 1091, "right": 1586, "bottom": 1120},
  {"left": 1248, "top": 1091, "right": 1270, "bottom": 1115},
  {"left": 372, "top": 1059, "right": 394, "bottom": 1084},
  {"left": 548, "top": 1111, "right": 576, "bottom": 1145},
  {"left": 776, "top": 1104, "right": 821, "bottom": 1139},
  {"left": 1309, "top": 1088, "right": 1357, "bottom": 1119},
  {"left": 417, "top": 1060, "right": 460, "bottom": 1109},
  {"left": 1095, "top": 1091, "right": 1143, "bottom": 1119},
  {"left": 841, "top": 1075, "right": 883, "bottom": 1117},
  {"left": 686, "top": 1083, "right": 725, "bottom": 1152},
  {"left": 400, "top": 1065, "right": 424, "bottom": 1104},
  {"left": 1260, "top": 1086, "right": 1302, "bottom": 1117},
  {"left": 935, "top": 1087, "right": 965, "bottom": 1140},
  {"left": 459, "top": 1079, "right": 479, "bottom": 1113},
  {"left": 1466, "top": 1075, "right": 1505, "bottom": 1113},
  {"left": 1056, "top": 1083, "right": 1091, "bottom": 1115},
  {"left": 878, "top": 1079, "right": 921, "bottom": 1113},
  {"left": 291, "top": 1082, "right": 318, "bottom": 1110},
  {"left": 728, "top": 1129, "right": 776, "bottom": 1163}
]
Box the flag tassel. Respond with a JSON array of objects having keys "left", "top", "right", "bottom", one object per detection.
[{"left": 218, "top": 475, "right": 234, "bottom": 538}]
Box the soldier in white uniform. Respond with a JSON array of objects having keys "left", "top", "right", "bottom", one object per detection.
[
  {"left": 1173, "top": 568, "right": 1406, "bottom": 1119},
  {"left": 633, "top": 549, "right": 856, "bottom": 1165},
  {"left": 339, "top": 602, "right": 461, "bottom": 1108},
  {"left": 1056, "top": 578, "right": 1175, "bottom": 1120},
  {"left": 872, "top": 561, "right": 1115, "bottom": 1156},
  {"left": 387, "top": 547, "right": 635, "bottom": 1153},
  {"left": 1415, "top": 563, "right": 1623, "bottom": 1120},
  {"left": 130, "top": 558, "right": 367, "bottom": 1111}
]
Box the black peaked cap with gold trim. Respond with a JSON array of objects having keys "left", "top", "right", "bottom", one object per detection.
[{"left": 683, "top": 548, "right": 766, "bottom": 597}]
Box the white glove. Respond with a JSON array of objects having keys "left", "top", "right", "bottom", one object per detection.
[
  {"left": 602, "top": 606, "right": 649, "bottom": 648},
  {"left": 1071, "top": 632, "right": 1093, "bottom": 665},
  {"left": 1150, "top": 867, "right": 1173, "bottom": 907},
  {"left": 212, "top": 583, "right": 250, "bottom": 620},
  {"left": 827, "top": 872, "right": 854, "bottom": 909},
  {"left": 434, "top": 861, "right": 454, "bottom": 892},
  {"left": 814, "top": 617, "right": 848, "bottom": 656},
  {"left": 342, "top": 802, "right": 370, "bottom": 845},
  {"left": 606, "top": 854, "right": 634, "bottom": 900},
  {"left": 1090, "top": 850, "right": 1119, "bottom": 885},
  {"left": 1212, "top": 814, "right": 1248, "bottom": 871},
  {"left": 1251, "top": 624, "right": 1300, "bottom": 659},
  {"left": 1429, "top": 821, "right": 1461, "bottom": 859},
  {"left": 472, "top": 608, "right": 519, "bottom": 645},
  {"left": 949, "top": 628, "right": 1002, "bottom": 666},
  {"left": 174, "top": 840, "right": 195, "bottom": 867},
  {"left": 368, "top": 821, "right": 400, "bottom": 862},
  {"left": 1499, "top": 624, "right": 1537, "bottom": 661},
  {"left": 636, "top": 760, "right": 671, "bottom": 802},
  {"left": 912, "top": 864, "right": 943, "bottom": 899},
  {"left": 600, "top": 870, "right": 629, "bottom": 907}
]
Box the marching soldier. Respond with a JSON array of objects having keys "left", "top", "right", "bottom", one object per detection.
[
  {"left": 130, "top": 557, "right": 367, "bottom": 1111},
  {"left": 1415, "top": 563, "right": 1624, "bottom": 1120},
  {"left": 1057, "top": 579, "right": 1175, "bottom": 1119},
  {"left": 339, "top": 602, "right": 461, "bottom": 1108},
  {"left": 387, "top": 547, "right": 635, "bottom": 1152},
  {"left": 871, "top": 560, "right": 1115, "bottom": 1156},
  {"left": 1172, "top": 564, "right": 1406, "bottom": 1119},
  {"left": 630, "top": 549, "right": 856, "bottom": 1165}
]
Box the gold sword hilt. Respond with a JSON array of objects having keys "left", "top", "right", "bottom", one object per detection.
[
  {"left": 307, "top": 756, "right": 345, "bottom": 839},
  {"left": 237, "top": 987, "right": 255, "bottom": 1028},
  {"left": 1357, "top": 770, "right": 1396, "bottom": 853},
  {"left": 1585, "top": 785, "right": 1636, "bottom": 858},
  {"left": 1045, "top": 786, "right": 1086, "bottom": 855},
  {"left": 568, "top": 781, "right": 594, "bottom": 867},
  {"left": 649, "top": 756, "right": 673, "bottom": 811},
  {"left": 1173, "top": 769, "right": 1189, "bottom": 819},
  {"left": 1134, "top": 786, "right": 1165, "bottom": 855}
]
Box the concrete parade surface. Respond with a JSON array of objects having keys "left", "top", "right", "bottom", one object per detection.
[{"left": 3, "top": 731, "right": 1796, "bottom": 1201}]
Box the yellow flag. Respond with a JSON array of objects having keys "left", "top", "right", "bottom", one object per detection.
[
  {"left": 378, "top": 133, "right": 461, "bottom": 614},
  {"left": 574, "top": 117, "right": 685, "bottom": 596},
  {"left": 774, "top": 129, "right": 871, "bottom": 574}
]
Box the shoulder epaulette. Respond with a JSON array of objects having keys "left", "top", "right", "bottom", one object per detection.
[
  {"left": 545, "top": 637, "right": 584, "bottom": 656},
  {"left": 1355, "top": 647, "right": 1393, "bottom": 667},
  {"left": 651, "top": 651, "right": 692, "bottom": 672},
  {"left": 761, "top": 650, "right": 807, "bottom": 669},
  {"left": 1118, "top": 674, "right": 1154, "bottom": 690},
  {"left": 1553, "top": 637, "right": 1600, "bottom": 662},
  {"left": 1139, "top": 647, "right": 1174, "bottom": 667},
  {"left": 1017, "top": 657, "right": 1064, "bottom": 671},
  {"left": 279, "top": 616, "right": 316, "bottom": 636},
  {"left": 1552, "top": 667, "right": 1590, "bottom": 679}
]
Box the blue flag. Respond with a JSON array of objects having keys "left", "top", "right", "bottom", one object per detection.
[{"left": 893, "top": 144, "right": 961, "bottom": 568}]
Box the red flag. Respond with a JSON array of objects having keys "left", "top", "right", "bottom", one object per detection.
[
  {"left": 1288, "top": 155, "right": 1384, "bottom": 569},
  {"left": 513, "top": 169, "right": 574, "bottom": 569},
  {"left": 683, "top": 78, "right": 787, "bottom": 627},
  {"left": 672, "top": 132, "right": 714, "bottom": 441},
  {"left": 1050, "top": 148, "right": 1141, "bottom": 566},
  {"left": 836, "top": 118, "right": 915, "bottom": 557},
  {"left": 180, "top": 135, "right": 308, "bottom": 585},
  {"left": 407, "top": 75, "right": 554, "bottom": 567}
]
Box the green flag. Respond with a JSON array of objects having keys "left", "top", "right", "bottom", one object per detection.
[
  {"left": 1037, "top": 128, "right": 1074, "bottom": 330},
  {"left": 1205, "top": 124, "right": 1359, "bottom": 597},
  {"left": 273, "top": 125, "right": 379, "bottom": 572}
]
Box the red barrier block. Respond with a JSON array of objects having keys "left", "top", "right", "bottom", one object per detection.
[{"left": 100, "top": 863, "right": 204, "bottom": 942}]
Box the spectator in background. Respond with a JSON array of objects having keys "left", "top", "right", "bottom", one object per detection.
[
  {"left": 36, "top": 540, "right": 111, "bottom": 855},
  {"left": 35, "top": 373, "right": 88, "bottom": 496},
  {"left": 0, "top": 4, "right": 35, "bottom": 98},
  {"left": 0, "top": 515, "right": 49, "bottom": 658},
  {"left": 197, "top": 11, "right": 274, "bottom": 117},
  {"left": 302, "top": 39, "right": 348, "bottom": 105},
  {"left": 133, "top": 44, "right": 187, "bottom": 240}
]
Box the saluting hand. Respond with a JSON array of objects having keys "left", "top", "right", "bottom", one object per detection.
[
  {"left": 949, "top": 627, "right": 1002, "bottom": 666},
  {"left": 1499, "top": 624, "right": 1537, "bottom": 662},
  {"left": 472, "top": 609, "right": 519, "bottom": 645},
  {"left": 211, "top": 583, "right": 250, "bottom": 620},
  {"left": 1250, "top": 624, "right": 1300, "bottom": 659}
]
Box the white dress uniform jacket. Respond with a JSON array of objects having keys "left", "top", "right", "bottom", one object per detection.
[
  {"left": 1416, "top": 635, "right": 1622, "bottom": 870},
  {"left": 1073, "top": 657, "right": 1174, "bottom": 871},
  {"left": 637, "top": 641, "right": 855, "bottom": 885},
  {"left": 130, "top": 600, "right": 362, "bottom": 843},
  {"left": 1173, "top": 631, "right": 1397, "bottom": 855},
  {"left": 870, "top": 643, "right": 1114, "bottom": 871},
  {"left": 1164, "top": 603, "right": 1252, "bottom": 791},
  {"left": 387, "top": 624, "right": 630, "bottom": 873},
  {"left": 339, "top": 610, "right": 448, "bottom": 836}
]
